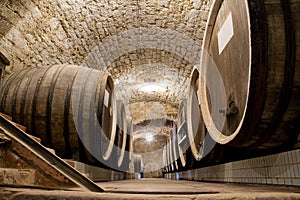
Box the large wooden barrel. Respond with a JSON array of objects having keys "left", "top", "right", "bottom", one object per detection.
[
  {"left": 171, "top": 121, "right": 183, "bottom": 171},
  {"left": 176, "top": 99, "right": 188, "bottom": 167},
  {"left": 163, "top": 141, "right": 172, "bottom": 172},
  {"left": 162, "top": 145, "right": 168, "bottom": 173},
  {"left": 133, "top": 154, "right": 144, "bottom": 174},
  {"left": 165, "top": 141, "right": 170, "bottom": 172},
  {"left": 168, "top": 137, "right": 174, "bottom": 172},
  {"left": 74, "top": 66, "right": 117, "bottom": 168},
  {"left": 200, "top": 0, "right": 300, "bottom": 149},
  {"left": 110, "top": 100, "right": 127, "bottom": 169},
  {"left": 0, "top": 65, "right": 117, "bottom": 164},
  {"left": 186, "top": 68, "right": 207, "bottom": 161},
  {"left": 176, "top": 99, "right": 197, "bottom": 169},
  {"left": 120, "top": 117, "right": 133, "bottom": 171},
  {"left": 167, "top": 140, "right": 173, "bottom": 172}
]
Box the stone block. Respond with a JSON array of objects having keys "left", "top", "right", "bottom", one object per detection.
[{"left": 0, "top": 168, "right": 36, "bottom": 185}]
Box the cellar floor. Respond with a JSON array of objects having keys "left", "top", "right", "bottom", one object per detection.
[{"left": 2, "top": 178, "right": 300, "bottom": 200}]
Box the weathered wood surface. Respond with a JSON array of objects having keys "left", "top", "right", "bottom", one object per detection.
[
  {"left": 0, "top": 65, "right": 117, "bottom": 167},
  {"left": 200, "top": 0, "right": 300, "bottom": 150}
]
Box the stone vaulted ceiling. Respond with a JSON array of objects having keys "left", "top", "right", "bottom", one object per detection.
[{"left": 0, "top": 0, "right": 213, "bottom": 152}]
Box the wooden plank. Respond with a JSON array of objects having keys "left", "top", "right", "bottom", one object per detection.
[{"left": 0, "top": 113, "right": 12, "bottom": 121}]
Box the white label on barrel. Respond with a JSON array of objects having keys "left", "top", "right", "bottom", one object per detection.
[
  {"left": 104, "top": 89, "right": 109, "bottom": 107},
  {"left": 218, "top": 12, "right": 234, "bottom": 54},
  {"left": 197, "top": 89, "right": 201, "bottom": 105}
]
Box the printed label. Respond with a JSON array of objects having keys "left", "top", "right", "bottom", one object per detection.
[
  {"left": 218, "top": 12, "right": 234, "bottom": 54},
  {"left": 197, "top": 89, "right": 201, "bottom": 105},
  {"left": 104, "top": 89, "right": 109, "bottom": 108}
]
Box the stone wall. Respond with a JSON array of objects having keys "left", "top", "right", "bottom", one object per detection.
[{"left": 0, "top": 0, "right": 212, "bottom": 73}]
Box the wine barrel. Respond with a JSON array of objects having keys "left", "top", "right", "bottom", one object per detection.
[
  {"left": 75, "top": 67, "right": 117, "bottom": 168},
  {"left": 168, "top": 137, "right": 174, "bottom": 172},
  {"left": 200, "top": 0, "right": 300, "bottom": 149},
  {"left": 171, "top": 121, "right": 183, "bottom": 171},
  {"left": 0, "top": 65, "right": 117, "bottom": 163},
  {"left": 176, "top": 99, "right": 188, "bottom": 167},
  {"left": 165, "top": 141, "right": 172, "bottom": 172},
  {"left": 133, "top": 154, "right": 144, "bottom": 174},
  {"left": 165, "top": 141, "right": 170, "bottom": 172},
  {"left": 164, "top": 146, "right": 169, "bottom": 173},
  {"left": 186, "top": 68, "right": 207, "bottom": 161},
  {"left": 177, "top": 98, "right": 201, "bottom": 170},
  {"left": 120, "top": 117, "right": 133, "bottom": 171},
  {"left": 162, "top": 145, "right": 168, "bottom": 172},
  {"left": 127, "top": 117, "right": 134, "bottom": 162},
  {"left": 110, "top": 100, "right": 127, "bottom": 169}
]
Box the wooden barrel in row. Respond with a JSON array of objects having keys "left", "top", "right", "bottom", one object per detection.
[
  {"left": 168, "top": 118, "right": 195, "bottom": 172},
  {"left": 169, "top": 80, "right": 224, "bottom": 171},
  {"left": 123, "top": 117, "right": 134, "bottom": 171},
  {"left": 176, "top": 99, "right": 188, "bottom": 167},
  {"left": 170, "top": 0, "right": 300, "bottom": 166},
  {"left": 162, "top": 146, "right": 166, "bottom": 172},
  {"left": 109, "top": 101, "right": 133, "bottom": 171},
  {"left": 164, "top": 142, "right": 169, "bottom": 172},
  {"left": 200, "top": 0, "right": 300, "bottom": 149},
  {"left": 114, "top": 100, "right": 128, "bottom": 168},
  {"left": 162, "top": 143, "right": 172, "bottom": 173},
  {"left": 171, "top": 121, "right": 183, "bottom": 171},
  {"left": 186, "top": 68, "right": 207, "bottom": 161},
  {"left": 0, "top": 65, "right": 133, "bottom": 169},
  {"left": 172, "top": 98, "right": 196, "bottom": 170},
  {"left": 168, "top": 137, "right": 174, "bottom": 172},
  {"left": 133, "top": 154, "right": 144, "bottom": 174}
]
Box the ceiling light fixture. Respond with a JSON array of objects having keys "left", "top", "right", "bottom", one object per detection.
[{"left": 145, "top": 133, "right": 154, "bottom": 143}]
